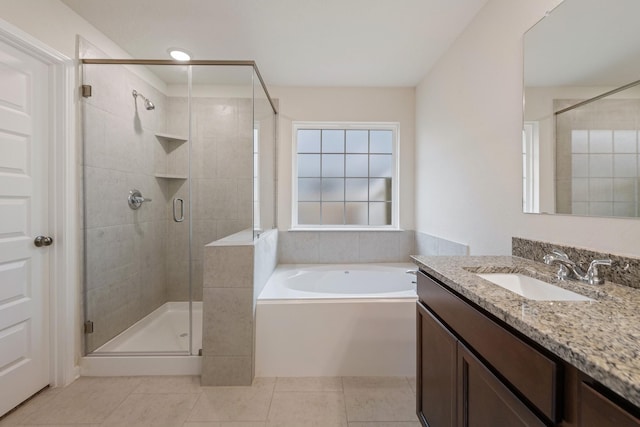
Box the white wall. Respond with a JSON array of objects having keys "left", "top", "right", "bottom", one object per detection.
[
  {"left": 2, "top": 0, "right": 131, "bottom": 60},
  {"left": 415, "top": 0, "right": 640, "bottom": 257},
  {"left": 271, "top": 86, "right": 416, "bottom": 230}
]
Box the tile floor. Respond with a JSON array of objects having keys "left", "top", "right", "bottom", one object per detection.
[{"left": 0, "top": 376, "right": 421, "bottom": 427}]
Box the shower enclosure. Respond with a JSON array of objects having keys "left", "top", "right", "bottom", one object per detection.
[{"left": 80, "top": 56, "right": 276, "bottom": 361}]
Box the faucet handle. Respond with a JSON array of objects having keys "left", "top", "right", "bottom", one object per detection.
[
  {"left": 589, "top": 259, "right": 612, "bottom": 267},
  {"left": 586, "top": 259, "right": 612, "bottom": 285},
  {"left": 551, "top": 248, "right": 570, "bottom": 260}
]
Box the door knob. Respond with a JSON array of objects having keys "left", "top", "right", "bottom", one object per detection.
[{"left": 34, "top": 236, "right": 53, "bottom": 247}]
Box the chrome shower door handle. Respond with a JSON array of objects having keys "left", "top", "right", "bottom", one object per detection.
[{"left": 173, "top": 198, "right": 184, "bottom": 222}]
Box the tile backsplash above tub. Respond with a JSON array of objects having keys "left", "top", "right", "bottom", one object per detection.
[
  {"left": 278, "top": 230, "right": 415, "bottom": 264},
  {"left": 513, "top": 237, "right": 640, "bottom": 289},
  {"left": 415, "top": 231, "right": 469, "bottom": 256}
]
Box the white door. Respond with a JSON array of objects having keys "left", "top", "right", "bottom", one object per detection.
[{"left": 0, "top": 38, "right": 50, "bottom": 416}]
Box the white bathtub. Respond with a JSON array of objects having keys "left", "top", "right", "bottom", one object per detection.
[{"left": 255, "top": 263, "right": 417, "bottom": 377}]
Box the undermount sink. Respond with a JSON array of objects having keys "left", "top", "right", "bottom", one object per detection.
[{"left": 476, "top": 273, "right": 594, "bottom": 302}]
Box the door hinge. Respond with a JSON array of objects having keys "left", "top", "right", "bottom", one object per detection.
[
  {"left": 81, "top": 84, "right": 92, "bottom": 98},
  {"left": 84, "top": 320, "right": 94, "bottom": 334}
]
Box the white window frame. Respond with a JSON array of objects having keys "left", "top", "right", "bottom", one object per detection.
[
  {"left": 523, "top": 121, "right": 540, "bottom": 213},
  {"left": 291, "top": 121, "right": 400, "bottom": 230}
]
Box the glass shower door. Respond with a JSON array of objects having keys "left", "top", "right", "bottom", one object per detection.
[{"left": 82, "top": 62, "right": 192, "bottom": 355}]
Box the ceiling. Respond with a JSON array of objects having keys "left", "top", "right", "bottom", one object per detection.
[{"left": 61, "top": 0, "right": 489, "bottom": 87}]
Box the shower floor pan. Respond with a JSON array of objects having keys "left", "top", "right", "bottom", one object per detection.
[{"left": 81, "top": 301, "right": 202, "bottom": 376}]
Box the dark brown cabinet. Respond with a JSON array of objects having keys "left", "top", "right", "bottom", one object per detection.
[
  {"left": 416, "top": 269, "right": 640, "bottom": 427},
  {"left": 580, "top": 383, "right": 640, "bottom": 427},
  {"left": 416, "top": 301, "right": 457, "bottom": 427},
  {"left": 457, "top": 342, "right": 545, "bottom": 427}
]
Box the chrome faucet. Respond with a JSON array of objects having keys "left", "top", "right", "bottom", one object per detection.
[{"left": 543, "top": 249, "right": 612, "bottom": 285}]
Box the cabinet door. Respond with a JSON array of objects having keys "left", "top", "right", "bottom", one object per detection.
[
  {"left": 417, "top": 301, "right": 457, "bottom": 427},
  {"left": 457, "top": 343, "right": 545, "bottom": 427},
  {"left": 580, "top": 383, "right": 640, "bottom": 427}
]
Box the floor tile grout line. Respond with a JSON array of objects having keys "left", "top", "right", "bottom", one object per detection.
[
  {"left": 264, "top": 377, "right": 277, "bottom": 423},
  {"left": 341, "top": 376, "right": 350, "bottom": 424},
  {"left": 98, "top": 380, "right": 146, "bottom": 425},
  {"left": 185, "top": 389, "right": 210, "bottom": 424}
]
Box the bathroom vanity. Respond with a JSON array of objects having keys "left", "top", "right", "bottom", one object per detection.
[{"left": 413, "top": 255, "right": 640, "bottom": 427}]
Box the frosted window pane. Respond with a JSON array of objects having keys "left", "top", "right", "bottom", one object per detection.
[
  {"left": 588, "top": 178, "right": 613, "bottom": 202},
  {"left": 322, "top": 130, "right": 345, "bottom": 153},
  {"left": 589, "top": 202, "right": 613, "bottom": 216},
  {"left": 298, "top": 129, "right": 320, "bottom": 153},
  {"left": 370, "top": 154, "right": 393, "bottom": 177},
  {"left": 589, "top": 155, "right": 612, "bottom": 177},
  {"left": 322, "top": 154, "right": 344, "bottom": 177},
  {"left": 613, "top": 202, "right": 636, "bottom": 217},
  {"left": 571, "top": 154, "right": 588, "bottom": 177},
  {"left": 370, "top": 130, "right": 393, "bottom": 153},
  {"left": 572, "top": 202, "right": 588, "bottom": 215},
  {"left": 571, "top": 130, "right": 588, "bottom": 153},
  {"left": 590, "top": 130, "right": 613, "bottom": 153},
  {"left": 614, "top": 130, "right": 637, "bottom": 153},
  {"left": 298, "top": 202, "right": 320, "bottom": 224},
  {"left": 322, "top": 202, "right": 344, "bottom": 224},
  {"left": 298, "top": 178, "right": 321, "bottom": 201},
  {"left": 345, "top": 178, "right": 369, "bottom": 201},
  {"left": 613, "top": 178, "right": 636, "bottom": 202},
  {"left": 572, "top": 178, "right": 588, "bottom": 201},
  {"left": 369, "top": 202, "right": 391, "bottom": 225},
  {"left": 322, "top": 178, "right": 344, "bottom": 201},
  {"left": 345, "top": 202, "right": 368, "bottom": 224},
  {"left": 346, "top": 130, "right": 368, "bottom": 153},
  {"left": 298, "top": 154, "right": 320, "bottom": 177},
  {"left": 613, "top": 154, "right": 637, "bottom": 177},
  {"left": 370, "top": 178, "right": 392, "bottom": 201},
  {"left": 346, "top": 154, "right": 368, "bottom": 177}
]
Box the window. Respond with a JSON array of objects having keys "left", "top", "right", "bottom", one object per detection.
[
  {"left": 522, "top": 121, "right": 539, "bottom": 213},
  {"left": 292, "top": 122, "right": 399, "bottom": 229}
]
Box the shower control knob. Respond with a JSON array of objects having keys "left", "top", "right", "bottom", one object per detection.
[{"left": 34, "top": 236, "right": 53, "bottom": 247}]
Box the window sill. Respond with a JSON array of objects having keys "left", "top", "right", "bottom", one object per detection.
[{"left": 288, "top": 227, "right": 404, "bottom": 232}]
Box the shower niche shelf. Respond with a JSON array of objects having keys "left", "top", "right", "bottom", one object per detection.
[
  {"left": 155, "top": 132, "right": 188, "bottom": 144},
  {"left": 154, "top": 132, "right": 189, "bottom": 181},
  {"left": 154, "top": 173, "right": 188, "bottom": 180}
]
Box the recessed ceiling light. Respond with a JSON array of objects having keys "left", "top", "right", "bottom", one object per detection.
[{"left": 168, "top": 48, "right": 191, "bottom": 61}]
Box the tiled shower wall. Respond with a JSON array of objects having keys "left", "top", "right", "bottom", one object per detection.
[
  {"left": 164, "top": 97, "right": 254, "bottom": 301},
  {"left": 555, "top": 98, "right": 640, "bottom": 217},
  {"left": 82, "top": 61, "right": 170, "bottom": 352}
]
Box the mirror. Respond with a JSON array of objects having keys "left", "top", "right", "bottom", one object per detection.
[{"left": 523, "top": 0, "right": 640, "bottom": 218}]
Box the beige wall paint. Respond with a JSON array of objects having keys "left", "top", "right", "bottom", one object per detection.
[
  {"left": 2, "top": 0, "right": 130, "bottom": 60},
  {"left": 415, "top": 0, "right": 640, "bottom": 257},
  {"left": 270, "top": 86, "right": 416, "bottom": 230}
]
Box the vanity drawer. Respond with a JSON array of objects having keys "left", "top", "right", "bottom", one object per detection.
[
  {"left": 580, "top": 382, "right": 640, "bottom": 427},
  {"left": 417, "top": 271, "right": 560, "bottom": 422}
]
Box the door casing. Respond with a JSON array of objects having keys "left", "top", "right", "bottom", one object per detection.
[{"left": 0, "top": 18, "right": 77, "bottom": 389}]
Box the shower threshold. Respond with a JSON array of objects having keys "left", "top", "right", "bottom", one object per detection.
[{"left": 81, "top": 301, "right": 202, "bottom": 376}]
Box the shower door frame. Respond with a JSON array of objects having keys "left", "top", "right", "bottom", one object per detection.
[
  {"left": 81, "top": 59, "right": 278, "bottom": 114},
  {"left": 80, "top": 58, "right": 278, "bottom": 358}
]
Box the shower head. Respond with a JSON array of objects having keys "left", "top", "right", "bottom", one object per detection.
[{"left": 132, "top": 89, "right": 155, "bottom": 110}]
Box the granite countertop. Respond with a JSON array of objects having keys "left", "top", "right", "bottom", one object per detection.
[{"left": 411, "top": 255, "right": 640, "bottom": 408}]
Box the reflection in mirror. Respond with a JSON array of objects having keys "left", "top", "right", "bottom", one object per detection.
[{"left": 523, "top": 0, "right": 640, "bottom": 217}]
